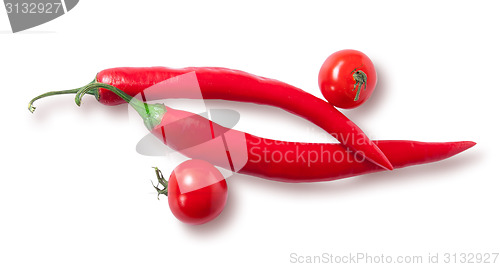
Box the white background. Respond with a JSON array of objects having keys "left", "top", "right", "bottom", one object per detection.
[{"left": 0, "top": 1, "right": 498, "bottom": 266}]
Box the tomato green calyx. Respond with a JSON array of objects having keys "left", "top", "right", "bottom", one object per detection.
[
  {"left": 351, "top": 69, "right": 367, "bottom": 101},
  {"left": 152, "top": 167, "right": 168, "bottom": 199},
  {"left": 28, "top": 79, "right": 97, "bottom": 113},
  {"left": 75, "top": 83, "right": 167, "bottom": 131}
]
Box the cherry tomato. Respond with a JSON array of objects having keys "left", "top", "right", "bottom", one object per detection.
[
  {"left": 318, "top": 49, "right": 377, "bottom": 109},
  {"left": 152, "top": 160, "right": 228, "bottom": 225}
]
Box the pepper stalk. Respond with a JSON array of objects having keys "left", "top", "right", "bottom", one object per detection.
[{"left": 75, "top": 83, "right": 167, "bottom": 131}]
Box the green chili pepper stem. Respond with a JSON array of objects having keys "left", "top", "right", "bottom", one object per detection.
[
  {"left": 28, "top": 79, "right": 97, "bottom": 113},
  {"left": 74, "top": 82, "right": 167, "bottom": 131}
]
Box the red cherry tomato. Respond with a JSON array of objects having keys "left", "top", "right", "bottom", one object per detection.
[
  {"left": 153, "top": 160, "right": 228, "bottom": 225},
  {"left": 318, "top": 49, "right": 377, "bottom": 109}
]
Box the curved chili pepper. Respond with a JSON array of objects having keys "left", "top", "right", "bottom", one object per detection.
[
  {"left": 74, "top": 84, "right": 474, "bottom": 182},
  {"left": 28, "top": 67, "right": 393, "bottom": 170}
]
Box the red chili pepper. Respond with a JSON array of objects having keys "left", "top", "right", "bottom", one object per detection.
[
  {"left": 74, "top": 85, "right": 475, "bottom": 182},
  {"left": 28, "top": 67, "right": 393, "bottom": 170}
]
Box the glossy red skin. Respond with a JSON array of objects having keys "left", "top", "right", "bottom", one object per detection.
[
  {"left": 318, "top": 50, "right": 377, "bottom": 109},
  {"left": 167, "top": 159, "right": 228, "bottom": 225},
  {"left": 151, "top": 106, "right": 475, "bottom": 183},
  {"left": 96, "top": 66, "right": 393, "bottom": 170}
]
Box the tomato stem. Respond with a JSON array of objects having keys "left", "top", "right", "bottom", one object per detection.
[
  {"left": 28, "top": 79, "right": 97, "bottom": 113},
  {"left": 75, "top": 83, "right": 167, "bottom": 130},
  {"left": 352, "top": 70, "right": 367, "bottom": 101},
  {"left": 152, "top": 167, "right": 168, "bottom": 199}
]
